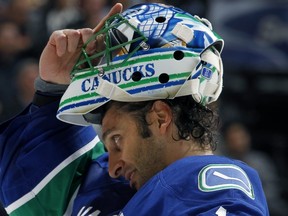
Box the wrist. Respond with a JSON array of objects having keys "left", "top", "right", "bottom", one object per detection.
[
  {"left": 34, "top": 77, "right": 69, "bottom": 95},
  {"left": 32, "top": 91, "right": 63, "bottom": 107},
  {"left": 33, "top": 77, "right": 69, "bottom": 106}
]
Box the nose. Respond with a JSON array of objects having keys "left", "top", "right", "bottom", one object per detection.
[{"left": 108, "top": 153, "right": 124, "bottom": 178}]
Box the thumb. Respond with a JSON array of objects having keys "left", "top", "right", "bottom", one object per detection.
[{"left": 93, "top": 3, "right": 123, "bottom": 33}]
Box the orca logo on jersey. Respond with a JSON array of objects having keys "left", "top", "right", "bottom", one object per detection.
[{"left": 198, "top": 164, "right": 255, "bottom": 199}]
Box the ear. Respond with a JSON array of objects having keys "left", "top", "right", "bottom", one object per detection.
[{"left": 151, "top": 101, "right": 172, "bottom": 133}]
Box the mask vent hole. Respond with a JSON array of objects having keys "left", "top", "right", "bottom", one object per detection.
[
  {"left": 132, "top": 71, "right": 142, "bottom": 82},
  {"left": 159, "top": 73, "right": 169, "bottom": 83},
  {"left": 173, "top": 50, "right": 184, "bottom": 60},
  {"left": 155, "top": 16, "right": 166, "bottom": 23}
]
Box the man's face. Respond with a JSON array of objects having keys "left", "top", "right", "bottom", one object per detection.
[{"left": 101, "top": 104, "right": 167, "bottom": 190}]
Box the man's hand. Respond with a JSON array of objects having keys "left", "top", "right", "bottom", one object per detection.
[{"left": 39, "top": 3, "right": 123, "bottom": 85}]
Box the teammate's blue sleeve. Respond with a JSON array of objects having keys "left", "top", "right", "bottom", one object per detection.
[
  {"left": 71, "top": 153, "right": 136, "bottom": 216},
  {"left": 0, "top": 100, "right": 110, "bottom": 215}
]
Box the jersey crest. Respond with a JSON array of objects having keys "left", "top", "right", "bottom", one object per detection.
[{"left": 198, "top": 164, "right": 255, "bottom": 199}]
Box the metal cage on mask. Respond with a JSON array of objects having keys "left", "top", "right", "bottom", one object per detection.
[
  {"left": 57, "top": 3, "right": 224, "bottom": 126},
  {"left": 71, "top": 14, "right": 149, "bottom": 79}
]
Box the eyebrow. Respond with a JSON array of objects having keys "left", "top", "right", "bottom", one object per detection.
[{"left": 102, "top": 128, "right": 114, "bottom": 143}]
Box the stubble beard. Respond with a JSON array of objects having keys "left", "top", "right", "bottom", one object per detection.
[{"left": 134, "top": 135, "right": 167, "bottom": 190}]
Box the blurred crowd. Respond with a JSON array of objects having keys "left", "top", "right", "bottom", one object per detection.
[
  {"left": 219, "top": 121, "right": 288, "bottom": 216},
  {"left": 0, "top": 0, "right": 207, "bottom": 123}
]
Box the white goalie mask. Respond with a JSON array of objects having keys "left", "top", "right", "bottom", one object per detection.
[{"left": 57, "top": 3, "right": 224, "bottom": 126}]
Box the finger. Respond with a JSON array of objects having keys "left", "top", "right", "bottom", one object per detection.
[
  {"left": 51, "top": 30, "right": 68, "bottom": 57},
  {"left": 80, "top": 28, "right": 93, "bottom": 44},
  {"left": 64, "top": 29, "right": 81, "bottom": 53},
  {"left": 95, "top": 34, "right": 106, "bottom": 53},
  {"left": 92, "top": 3, "right": 123, "bottom": 33},
  {"left": 79, "top": 28, "right": 95, "bottom": 55}
]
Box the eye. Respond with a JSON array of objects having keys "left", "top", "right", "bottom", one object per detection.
[{"left": 111, "top": 135, "right": 121, "bottom": 152}]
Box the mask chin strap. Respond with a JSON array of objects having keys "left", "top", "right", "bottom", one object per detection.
[
  {"left": 204, "top": 48, "right": 223, "bottom": 103},
  {"left": 175, "top": 47, "right": 223, "bottom": 105},
  {"left": 95, "top": 78, "right": 169, "bottom": 102},
  {"left": 95, "top": 47, "right": 223, "bottom": 104}
]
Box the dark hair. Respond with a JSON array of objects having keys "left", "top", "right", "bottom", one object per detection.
[{"left": 101, "top": 96, "right": 219, "bottom": 151}]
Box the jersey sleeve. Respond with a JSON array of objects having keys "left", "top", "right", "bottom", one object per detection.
[
  {"left": 70, "top": 154, "right": 136, "bottom": 216},
  {"left": 0, "top": 100, "right": 105, "bottom": 216}
]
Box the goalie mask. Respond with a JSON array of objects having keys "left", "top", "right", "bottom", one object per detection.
[{"left": 57, "top": 3, "right": 224, "bottom": 126}]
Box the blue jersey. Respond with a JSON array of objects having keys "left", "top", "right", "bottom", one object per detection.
[
  {"left": 0, "top": 99, "right": 269, "bottom": 215},
  {"left": 119, "top": 155, "right": 269, "bottom": 216},
  {"left": 0, "top": 101, "right": 135, "bottom": 215}
]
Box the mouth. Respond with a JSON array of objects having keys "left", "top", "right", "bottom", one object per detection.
[{"left": 125, "top": 170, "right": 136, "bottom": 188}]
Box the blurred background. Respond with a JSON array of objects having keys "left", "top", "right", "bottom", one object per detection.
[{"left": 0, "top": 0, "right": 287, "bottom": 215}]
